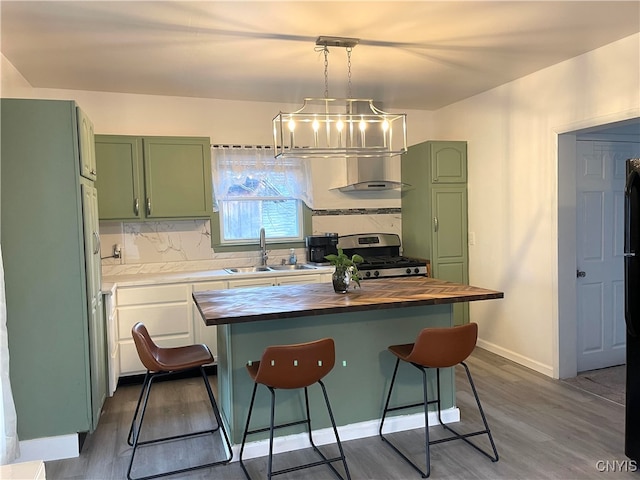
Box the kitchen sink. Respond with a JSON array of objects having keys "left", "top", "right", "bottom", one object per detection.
[
  {"left": 224, "top": 266, "right": 272, "bottom": 274},
  {"left": 268, "top": 264, "right": 317, "bottom": 271},
  {"left": 224, "top": 264, "right": 317, "bottom": 274}
]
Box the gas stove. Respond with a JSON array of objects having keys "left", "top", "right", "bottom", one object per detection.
[{"left": 338, "top": 233, "right": 428, "bottom": 279}]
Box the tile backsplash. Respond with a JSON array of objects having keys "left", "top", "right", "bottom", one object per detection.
[{"left": 100, "top": 211, "right": 401, "bottom": 276}]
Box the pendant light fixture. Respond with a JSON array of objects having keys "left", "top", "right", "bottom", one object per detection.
[{"left": 273, "top": 36, "right": 407, "bottom": 159}]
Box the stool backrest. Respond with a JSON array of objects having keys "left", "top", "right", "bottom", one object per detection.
[
  {"left": 255, "top": 338, "right": 336, "bottom": 389},
  {"left": 408, "top": 323, "right": 478, "bottom": 368},
  {"left": 131, "top": 322, "right": 163, "bottom": 372}
]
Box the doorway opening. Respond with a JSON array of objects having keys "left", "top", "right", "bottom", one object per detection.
[{"left": 558, "top": 118, "right": 640, "bottom": 379}]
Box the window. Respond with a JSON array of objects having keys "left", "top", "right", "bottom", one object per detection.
[{"left": 211, "top": 146, "right": 312, "bottom": 244}]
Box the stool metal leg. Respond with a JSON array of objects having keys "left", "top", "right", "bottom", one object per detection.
[
  {"left": 198, "top": 366, "right": 234, "bottom": 462},
  {"left": 433, "top": 363, "right": 499, "bottom": 462},
  {"left": 126, "top": 368, "right": 233, "bottom": 480},
  {"left": 240, "top": 381, "right": 350, "bottom": 480},
  {"left": 239, "top": 382, "right": 259, "bottom": 480},
  {"left": 316, "top": 380, "right": 352, "bottom": 480},
  {"left": 379, "top": 359, "right": 433, "bottom": 477},
  {"left": 380, "top": 360, "right": 498, "bottom": 478}
]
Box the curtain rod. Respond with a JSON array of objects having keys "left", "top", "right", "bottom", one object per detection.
[
  {"left": 211, "top": 145, "right": 299, "bottom": 151},
  {"left": 211, "top": 144, "right": 273, "bottom": 150}
]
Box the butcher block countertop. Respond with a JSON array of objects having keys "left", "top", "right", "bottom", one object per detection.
[{"left": 193, "top": 276, "right": 503, "bottom": 326}]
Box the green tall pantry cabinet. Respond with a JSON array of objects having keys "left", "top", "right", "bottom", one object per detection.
[
  {"left": 1, "top": 99, "right": 107, "bottom": 445},
  {"left": 401, "top": 141, "right": 469, "bottom": 325}
]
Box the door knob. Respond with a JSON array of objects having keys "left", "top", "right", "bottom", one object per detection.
[{"left": 577, "top": 270, "right": 586, "bottom": 278}]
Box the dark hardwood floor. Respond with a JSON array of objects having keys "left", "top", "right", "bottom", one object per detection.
[{"left": 45, "top": 349, "right": 635, "bottom": 479}]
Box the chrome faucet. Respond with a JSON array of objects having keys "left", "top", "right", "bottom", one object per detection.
[{"left": 259, "top": 227, "right": 268, "bottom": 266}]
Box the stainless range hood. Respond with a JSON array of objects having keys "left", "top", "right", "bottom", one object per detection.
[
  {"left": 337, "top": 157, "right": 404, "bottom": 192},
  {"left": 335, "top": 100, "right": 406, "bottom": 192}
]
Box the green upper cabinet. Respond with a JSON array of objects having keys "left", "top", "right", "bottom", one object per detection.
[
  {"left": 95, "top": 135, "right": 213, "bottom": 221},
  {"left": 429, "top": 142, "right": 467, "bottom": 184},
  {"left": 143, "top": 137, "right": 213, "bottom": 218},
  {"left": 402, "top": 140, "right": 469, "bottom": 325},
  {"left": 95, "top": 136, "right": 143, "bottom": 220},
  {"left": 77, "top": 107, "right": 97, "bottom": 180}
]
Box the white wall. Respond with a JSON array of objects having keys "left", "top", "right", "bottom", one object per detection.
[{"left": 429, "top": 33, "right": 640, "bottom": 377}]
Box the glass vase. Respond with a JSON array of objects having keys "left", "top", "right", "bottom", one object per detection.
[{"left": 332, "top": 267, "right": 351, "bottom": 293}]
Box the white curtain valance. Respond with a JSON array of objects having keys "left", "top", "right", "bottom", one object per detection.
[{"left": 211, "top": 145, "right": 313, "bottom": 209}]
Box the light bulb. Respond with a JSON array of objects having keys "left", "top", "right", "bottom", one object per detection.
[
  {"left": 336, "top": 119, "right": 344, "bottom": 132},
  {"left": 288, "top": 119, "right": 296, "bottom": 132},
  {"left": 312, "top": 118, "right": 320, "bottom": 132},
  {"left": 382, "top": 119, "right": 390, "bottom": 132},
  {"left": 359, "top": 119, "right": 366, "bottom": 132}
]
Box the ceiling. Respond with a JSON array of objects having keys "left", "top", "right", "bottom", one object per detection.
[{"left": 1, "top": 1, "right": 639, "bottom": 111}]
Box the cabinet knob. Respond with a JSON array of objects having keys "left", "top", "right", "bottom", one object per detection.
[
  {"left": 577, "top": 270, "right": 586, "bottom": 278},
  {"left": 134, "top": 198, "right": 139, "bottom": 216},
  {"left": 434, "top": 217, "right": 439, "bottom": 232},
  {"left": 146, "top": 198, "right": 151, "bottom": 216}
]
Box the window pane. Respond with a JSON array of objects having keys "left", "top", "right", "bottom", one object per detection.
[{"left": 221, "top": 199, "right": 301, "bottom": 242}]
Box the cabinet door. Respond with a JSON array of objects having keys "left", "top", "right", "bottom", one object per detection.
[
  {"left": 276, "top": 274, "right": 322, "bottom": 285},
  {"left": 227, "top": 277, "right": 276, "bottom": 288},
  {"left": 89, "top": 294, "right": 107, "bottom": 430},
  {"left": 143, "top": 137, "right": 213, "bottom": 218},
  {"left": 81, "top": 181, "right": 107, "bottom": 429},
  {"left": 81, "top": 182, "right": 102, "bottom": 299},
  {"left": 401, "top": 142, "right": 432, "bottom": 260},
  {"left": 117, "top": 284, "right": 192, "bottom": 375},
  {"left": 430, "top": 141, "right": 467, "bottom": 184},
  {"left": 431, "top": 186, "right": 469, "bottom": 325},
  {"left": 77, "top": 107, "right": 97, "bottom": 180},
  {"left": 95, "top": 136, "right": 143, "bottom": 220}
]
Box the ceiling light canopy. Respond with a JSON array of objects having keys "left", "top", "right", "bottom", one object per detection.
[{"left": 273, "top": 36, "right": 407, "bottom": 159}]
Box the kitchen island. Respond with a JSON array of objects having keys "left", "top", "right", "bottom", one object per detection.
[{"left": 192, "top": 276, "right": 503, "bottom": 453}]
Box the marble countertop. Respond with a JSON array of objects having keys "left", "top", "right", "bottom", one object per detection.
[{"left": 102, "top": 264, "right": 334, "bottom": 288}]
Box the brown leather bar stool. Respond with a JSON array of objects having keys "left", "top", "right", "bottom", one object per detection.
[
  {"left": 239, "top": 338, "right": 351, "bottom": 480},
  {"left": 379, "top": 323, "right": 498, "bottom": 478},
  {"left": 127, "top": 322, "right": 232, "bottom": 480}
]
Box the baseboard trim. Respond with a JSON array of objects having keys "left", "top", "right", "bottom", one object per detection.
[
  {"left": 235, "top": 407, "right": 460, "bottom": 461},
  {"left": 477, "top": 339, "right": 554, "bottom": 377},
  {"left": 12, "top": 434, "right": 79, "bottom": 463},
  {"left": 22, "top": 405, "right": 460, "bottom": 463}
]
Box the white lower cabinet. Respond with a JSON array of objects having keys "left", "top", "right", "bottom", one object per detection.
[
  {"left": 117, "top": 283, "right": 192, "bottom": 375},
  {"left": 113, "top": 271, "right": 332, "bottom": 378}
]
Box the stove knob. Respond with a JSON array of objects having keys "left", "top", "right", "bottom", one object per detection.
[
  {"left": 406, "top": 268, "right": 412, "bottom": 274},
  {"left": 365, "top": 271, "right": 371, "bottom": 278},
  {"left": 374, "top": 270, "right": 380, "bottom": 277},
  {"left": 414, "top": 268, "right": 420, "bottom": 274}
]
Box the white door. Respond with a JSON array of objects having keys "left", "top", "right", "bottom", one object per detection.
[{"left": 576, "top": 140, "right": 640, "bottom": 371}]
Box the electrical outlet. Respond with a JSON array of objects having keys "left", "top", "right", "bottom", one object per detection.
[{"left": 113, "top": 244, "right": 122, "bottom": 258}]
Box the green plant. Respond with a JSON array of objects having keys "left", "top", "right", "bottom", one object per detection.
[{"left": 325, "top": 248, "right": 364, "bottom": 288}]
